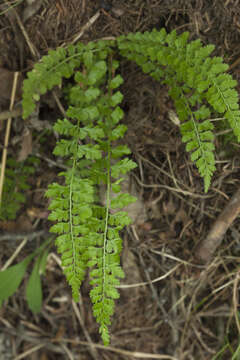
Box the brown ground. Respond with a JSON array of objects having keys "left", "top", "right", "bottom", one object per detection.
[{"left": 1, "top": 0, "right": 240, "bottom": 359}]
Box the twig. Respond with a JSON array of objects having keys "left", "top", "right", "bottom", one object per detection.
[
  {"left": 0, "top": 72, "right": 19, "bottom": 204},
  {"left": 71, "top": 11, "right": 101, "bottom": 44},
  {"left": 228, "top": 56, "right": 240, "bottom": 71},
  {"left": 233, "top": 271, "right": 240, "bottom": 335},
  {"left": 61, "top": 11, "right": 101, "bottom": 47},
  {"left": 196, "top": 187, "right": 240, "bottom": 263},
  {"left": 52, "top": 91, "right": 67, "bottom": 118}
]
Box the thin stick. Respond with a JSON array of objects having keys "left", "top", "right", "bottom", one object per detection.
[
  {"left": 233, "top": 271, "right": 240, "bottom": 335},
  {"left": 61, "top": 11, "right": 101, "bottom": 48},
  {"left": 0, "top": 72, "right": 19, "bottom": 204},
  {"left": 71, "top": 11, "right": 100, "bottom": 44}
]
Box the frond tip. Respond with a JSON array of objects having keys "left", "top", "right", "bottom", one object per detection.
[
  {"left": 181, "top": 107, "right": 216, "bottom": 192},
  {"left": 89, "top": 221, "right": 125, "bottom": 345}
]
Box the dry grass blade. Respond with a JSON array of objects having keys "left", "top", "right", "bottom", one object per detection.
[
  {"left": 1, "top": 237, "right": 27, "bottom": 271},
  {"left": 117, "top": 264, "right": 180, "bottom": 288}
]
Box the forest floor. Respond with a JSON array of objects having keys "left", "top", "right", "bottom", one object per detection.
[{"left": 1, "top": 1, "right": 240, "bottom": 359}]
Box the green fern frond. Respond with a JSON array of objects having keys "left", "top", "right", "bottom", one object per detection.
[
  {"left": 22, "top": 28, "right": 240, "bottom": 345},
  {"left": 117, "top": 28, "right": 240, "bottom": 191},
  {"left": 39, "top": 48, "right": 136, "bottom": 344}
]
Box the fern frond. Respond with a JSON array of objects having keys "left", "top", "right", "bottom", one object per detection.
[
  {"left": 41, "top": 48, "right": 136, "bottom": 344},
  {"left": 22, "top": 28, "right": 240, "bottom": 345},
  {"left": 117, "top": 28, "right": 240, "bottom": 191}
]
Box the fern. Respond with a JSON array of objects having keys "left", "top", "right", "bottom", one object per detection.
[
  {"left": 43, "top": 50, "right": 136, "bottom": 345},
  {"left": 117, "top": 29, "right": 240, "bottom": 191},
  {"left": 22, "top": 28, "right": 240, "bottom": 344}
]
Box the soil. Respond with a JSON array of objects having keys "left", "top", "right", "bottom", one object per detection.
[{"left": 1, "top": 1, "right": 240, "bottom": 359}]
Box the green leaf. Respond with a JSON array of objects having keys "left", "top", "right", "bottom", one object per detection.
[
  {"left": 83, "top": 51, "right": 93, "bottom": 68},
  {"left": 83, "top": 126, "right": 105, "bottom": 140},
  {"left": 87, "top": 61, "right": 107, "bottom": 85},
  {"left": 85, "top": 87, "right": 100, "bottom": 101},
  {"left": 78, "top": 205, "right": 93, "bottom": 221},
  {"left": 110, "top": 91, "right": 123, "bottom": 107},
  {"left": 111, "top": 145, "right": 131, "bottom": 158},
  {"left": 80, "top": 144, "right": 102, "bottom": 160},
  {"left": 109, "top": 211, "right": 132, "bottom": 227},
  {"left": 111, "top": 178, "right": 124, "bottom": 193},
  {"left": 110, "top": 75, "right": 124, "bottom": 89},
  {"left": 33, "top": 93, "right": 40, "bottom": 101},
  {"left": 26, "top": 256, "right": 43, "bottom": 313},
  {"left": 100, "top": 324, "right": 110, "bottom": 346},
  {"left": 111, "top": 108, "right": 124, "bottom": 125},
  {"left": 111, "top": 193, "right": 137, "bottom": 209},
  {"left": 111, "top": 158, "right": 137, "bottom": 178},
  {"left": 0, "top": 255, "right": 33, "bottom": 302}
]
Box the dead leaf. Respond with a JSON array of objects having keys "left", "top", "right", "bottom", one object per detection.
[
  {"left": 52, "top": 323, "right": 66, "bottom": 342},
  {"left": 16, "top": 214, "right": 33, "bottom": 232},
  {"left": 0, "top": 214, "right": 33, "bottom": 233},
  {"left": 112, "top": 6, "right": 125, "bottom": 17},
  {"left": 17, "top": 127, "right": 32, "bottom": 161},
  {"left": 27, "top": 207, "right": 49, "bottom": 219}
]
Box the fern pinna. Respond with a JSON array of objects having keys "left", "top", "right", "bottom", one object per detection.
[{"left": 22, "top": 29, "right": 240, "bottom": 344}]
